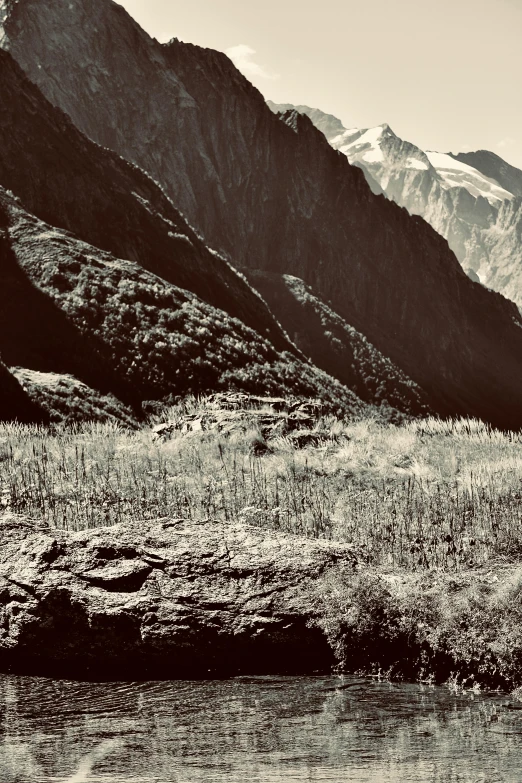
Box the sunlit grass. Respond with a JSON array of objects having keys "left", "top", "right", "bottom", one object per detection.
[{"left": 2, "top": 401, "right": 522, "bottom": 570}]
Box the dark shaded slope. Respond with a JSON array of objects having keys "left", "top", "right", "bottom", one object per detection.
[
  {"left": 0, "top": 188, "right": 369, "bottom": 417},
  {"left": 5, "top": 0, "right": 522, "bottom": 426},
  {"left": 246, "top": 271, "right": 431, "bottom": 417},
  {"left": 0, "top": 49, "right": 293, "bottom": 355},
  {"left": 0, "top": 361, "right": 46, "bottom": 423},
  {"left": 0, "top": 195, "right": 139, "bottom": 410}
]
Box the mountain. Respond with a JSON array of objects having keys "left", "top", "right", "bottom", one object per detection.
[
  {"left": 245, "top": 271, "right": 430, "bottom": 417},
  {"left": 0, "top": 49, "right": 382, "bottom": 422},
  {"left": 5, "top": 0, "right": 522, "bottom": 427},
  {"left": 0, "top": 185, "right": 370, "bottom": 422},
  {"left": 269, "top": 103, "right": 522, "bottom": 307}
]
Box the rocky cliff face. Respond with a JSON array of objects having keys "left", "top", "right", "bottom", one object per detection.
[
  {"left": 5, "top": 0, "right": 522, "bottom": 426},
  {"left": 272, "top": 103, "right": 522, "bottom": 307},
  {"left": 245, "top": 271, "right": 431, "bottom": 418},
  {"left": 479, "top": 198, "right": 522, "bottom": 306}
]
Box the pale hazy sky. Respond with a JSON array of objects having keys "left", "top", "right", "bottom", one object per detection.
[{"left": 118, "top": 0, "right": 522, "bottom": 168}]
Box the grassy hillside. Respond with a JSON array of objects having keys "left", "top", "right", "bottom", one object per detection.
[
  {"left": 4, "top": 400, "right": 522, "bottom": 687},
  {"left": 0, "top": 189, "right": 370, "bottom": 420}
]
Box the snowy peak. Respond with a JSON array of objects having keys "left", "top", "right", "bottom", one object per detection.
[
  {"left": 330, "top": 122, "right": 515, "bottom": 205},
  {"left": 271, "top": 101, "right": 518, "bottom": 207},
  {"left": 450, "top": 150, "right": 522, "bottom": 199},
  {"left": 424, "top": 151, "right": 514, "bottom": 204},
  {"left": 331, "top": 124, "right": 406, "bottom": 167}
]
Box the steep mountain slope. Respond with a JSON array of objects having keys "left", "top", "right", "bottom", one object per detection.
[
  {"left": 270, "top": 103, "right": 522, "bottom": 305},
  {"left": 5, "top": 0, "right": 522, "bottom": 427},
  {"left": 0, "top": 41, "right": 420, "bottom": 422},
  {"left": 0, "top": 48, "right": 292, "bottom": 354},
  {"left": 0, "top": 188, "right": 369, "bottom": 418},
  {"left": 245, "top": 271, "right": 431, "bottom": 417},
  {"left": 0, "top": 360, "right": 46, "bottom": 423},
  {"left": 478, "top": 198, "right": 522, "bottom": 306}
]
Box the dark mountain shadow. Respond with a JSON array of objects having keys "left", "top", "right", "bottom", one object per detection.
[
  {"left": 0, "top": 207, "right": 142, "bottom": 414},
  {"left": 0, "top": 49, "right": 294, "bottom": 357},
  {"left": 246, "top": 270, "right": 431, "bottom": 417},
  {"left": 0, "top": 360, "right": 48, "bottom": 424}
]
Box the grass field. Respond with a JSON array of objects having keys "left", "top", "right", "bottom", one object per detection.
[{"left": 2, "top": 399, "right": 522, "bottom": 570}]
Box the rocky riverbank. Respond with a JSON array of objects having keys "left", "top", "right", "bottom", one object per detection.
[
  {"left": 0, "top": 517, "right": 359, "bottom": 679},
  {"left": 2, "top": 516, "right": 522, "bottom": 688}
]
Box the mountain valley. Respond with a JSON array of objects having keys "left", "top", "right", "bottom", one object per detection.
[{"left": 0, "top": 0, "right": 522, "bottom": 428}]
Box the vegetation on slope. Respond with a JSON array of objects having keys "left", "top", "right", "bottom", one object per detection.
[
  {"left": 11, "top": 369, "right": 139, "bottom": 427},
  {"left": 0, "top": 191, "right": 368, "bottom": 418},
  {"left": 0, "top": 49, "right": 295, "bottom": 352},
  {"left": 0, "top": 360, "right": 45, "bottom": 424},
  {"left": 247, "top": 271, "right": 431, "bottom": 417}
]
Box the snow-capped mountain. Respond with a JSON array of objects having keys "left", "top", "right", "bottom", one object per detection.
[
  {"left": 268, "top": 102, "right": 522, "bottom": 306},
  {"left": 328, "top": 122, "right": 514, "bottom": 203},
  {"left": 450, "top": 150, "right": 522, "bottom": 199}
]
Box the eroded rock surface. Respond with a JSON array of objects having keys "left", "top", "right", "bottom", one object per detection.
[{"left": 0, "top": 518, "right": 358, "bottom": 678}]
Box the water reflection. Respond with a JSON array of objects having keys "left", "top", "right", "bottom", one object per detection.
[{"left": 1, "top": 674, "right": 522, "bottom": 782}]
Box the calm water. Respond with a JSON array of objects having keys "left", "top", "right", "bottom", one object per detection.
[{"left": 1, "top": 674, "right": 522, "bottom": 782}]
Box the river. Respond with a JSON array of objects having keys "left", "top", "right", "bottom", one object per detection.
[{"left": 1, "top": 674, "right": 522, "bottom": 782}]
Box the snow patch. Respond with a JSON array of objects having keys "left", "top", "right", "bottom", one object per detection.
[
  {"left": 426, "top": 151, "right": 513, "bottom": 203},
  {"left": 406, "top": 157, "right": 429, "bottom": 170},
  {"left": 333, "top": 126, "right": 388, "bottom": 164},
  {"left": 362, "top": 147, "right": 384, "bottom": 163}
]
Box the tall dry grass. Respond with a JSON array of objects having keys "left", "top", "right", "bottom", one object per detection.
[{"left": 2, "top": 403, "right": 522, "bottom": 570}]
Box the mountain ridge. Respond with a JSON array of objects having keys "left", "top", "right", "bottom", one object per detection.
[
  {"left": 270, "top": 102, "right": 522, "bottom": 306},
  {"left": 5, "top": 0, "right": 522, "bottom": 427}
]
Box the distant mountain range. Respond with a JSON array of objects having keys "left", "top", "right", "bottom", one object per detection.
[
  {"left": 269, "top": 102, "right": 522, "bottom": 307},
  {"left": 2, "top": 0, "right": 522, "bottom": 427}
]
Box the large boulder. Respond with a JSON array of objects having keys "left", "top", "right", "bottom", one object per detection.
[{"left": 0, "top": 517, "right": 359, "bottom": 679}]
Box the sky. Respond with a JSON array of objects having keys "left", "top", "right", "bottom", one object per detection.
[{"left": 118, "top": 0, "right": 522, "bottom": 168}]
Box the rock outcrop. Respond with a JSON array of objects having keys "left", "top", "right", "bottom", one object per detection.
[
  {"left": 4, "top": 516, "right": 522, "bottom": 688},
  {"left": 0, "top": 517, "right": 358, "bottom": 678},
  {"left": 5, "top": 0, "right": 522, "bottom": 426}
]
